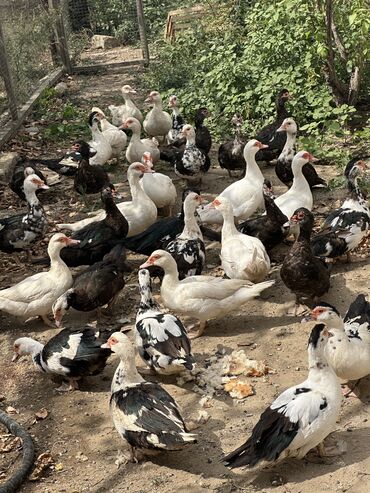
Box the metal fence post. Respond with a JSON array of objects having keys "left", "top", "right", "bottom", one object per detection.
[
  {"left": 48, "top": 0, "right": 72, "bottom": 73},
  {"left": 135, "top": 0, "right": 150, "bottom": 67},
  {"left": 0, "top": 19, "right": 18, "bottom": 121}
]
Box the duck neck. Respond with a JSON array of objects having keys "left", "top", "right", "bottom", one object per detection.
[
  {"left": 296, "top": 222, "right": 312, "bottom": 244},
  {"left": 307, "top": 345, "right": 334, "bottom": 378},
  {"left": 91, "top": 123, "right": 104, "bottom": 143},
  {"left": 161, "top": 262, "right": 180, "bottom": 293},
  {"left": 221, "top": 208, "right": 238, "bottom": 238},
  {"left": 48, "top": 246, "right": 69, "bottom": 272},
  {"left": 123, "top": 94, "right": 135, "bottom": 110},
  {"left": 24, "top": 186, "right": 40, "bottom": 207},
  {"left": 291, "top": 162, "right": 310, "bottom": 192},
  {"left": 111, "top": 351, "right": 144, "bottom": 392},
  {"left": 276, "top": 99, "right": 289, "bottom": 123},
  {"left": 186, "top": 134, "right": 196, "bottom": 146},
  {"left": 348, "top": 176, "right": 366, "bottom": 204},
  {"left": 128, "top": 172, "right": 147, "bottom": 204},
  {"left": 20, "top": 338, "right": 44, "bottom": 370},
  {"left": 280, "top": 131, "right": 296, "bottom": 159},
  {"left": 326, "top": 316, "right": 345, "bottom": 331},
  {"left": 172, "top": 106, "right": 180, "bottom": 118},
  {"left": 179, "top": 203, "right": 202, "bottom": 240},
  {"left": 244, "top": 148, "right": 264, "bottom": 181},
  {"left": 153, "top": 99, "right": 164, "bottom": 112},
  {"left": 138, "top": 281, "right": 159, "bottom": 313},
  {"left": 130, "top": 124, "right": 141, "bottom": 143}
]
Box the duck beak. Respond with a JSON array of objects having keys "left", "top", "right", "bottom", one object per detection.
[
  {"left": 276, "top": 124, "right": 286, "bottom": 132},
  {"left": 301, "top": 313, "right": 313, "bottom": 323},
  {"left": 140, "top": 259, "right": 153, "bottom": 269},
  {"left": 39, "top": 183, "right": 50, "bottom": 190},
  {"left": 101, "top": 342, "right": 110, "bottom": 349},
  {"left": 65, "top": 238, "right": 80, "bottom": 246},
  {"left": 12, "top": 353, "right": 21, "bottom": 362},
  {"left": 145, "top": 96, "right": 153, "bottom": 103}
]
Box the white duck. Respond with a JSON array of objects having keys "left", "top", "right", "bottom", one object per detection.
[
  {"left": 140, "top": 250, "right": 274, "bottom": 338},
  {"left": 223, "top": 323, "right": 341, "bottom": 468},
  {"left": 143, "top": 91, "right": 172, "bottom": 139},
  {"left": 121, "top": 117, "right": 160, "bottom": 164},
  {"left": 198, "top": 140, "right": 267, "bottom": 225},
  {"left": 309, "top": 296, "right": 370, "bottom": 392},
  {"left": 274, "top": 151, "right": 317, "bottom": 218},
  {"left": 213, "top": 196, "right": 270, "bottom": 282},
  {"left": 108, "top": 84, "right": 143, "bottom": 125},
  {"left": 57, "top": 163, "right": 157, "bottom": 237},
  {"left": 91, "top": 107, "right": 127, "bottom": 159},
  {"left": 139, "top": 151, "right": 177, "bottom": 214},
  {"left": 0, "top": 233, "right": 77, "bottom": 324},
  {"left": 88, "top": 111, "right": 113, "bottom": 165}
]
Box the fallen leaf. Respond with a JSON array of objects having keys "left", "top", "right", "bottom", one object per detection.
[
  {"left": 55, "top": 462, "right": 64, "bottom": 472},
  {"left": 0, "top": 436, "right": 22, "bottom": 453},
  {"left": 29, "top": 452, "right": 54, "bottom": 481}
]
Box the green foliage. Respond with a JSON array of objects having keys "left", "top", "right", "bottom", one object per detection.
[{"left": 142, "top": 0, "right": 370, "bottom": 140}]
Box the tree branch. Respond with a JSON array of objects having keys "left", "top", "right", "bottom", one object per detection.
[
  {"left": 331, "top": 16, "right": 348, "bottom": 62},
  {"left": 348, "top": 66, "right": 361, "bottom": 106}
]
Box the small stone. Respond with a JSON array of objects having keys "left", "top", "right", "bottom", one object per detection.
[
  {"left": 91, "top": 35, "right": 121, "bottom": 50},
  {"left": 54, "top": 82, "right": 68, "bottom": 96}
]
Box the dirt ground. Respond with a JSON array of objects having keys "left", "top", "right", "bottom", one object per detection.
[{"left": 0, "top": 66, "right": 370, "bottom": 493}]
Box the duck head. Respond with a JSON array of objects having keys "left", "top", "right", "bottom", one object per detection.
[
  {"left": 12, "top": 337, "right": 43, "bottom": 361},
  {"left": 141, "top": 151, "right": 154, "bottom": 169},
  {"left": 168, "top": 95, "right": 179, "bottom": 108},
  {"left": 71, "top": 140, "right": 91, "bottom": 160},
  {"left": 276, "top": 117, "right": 297, "bottom": 134},
  {"left": 180, "top": 124, "right": 196, "bottom": 140},
  {"left": 289, "top": 207, "right": 314, "bottom": 236},
  {"left": 195, "top": 107, "right": 210, "bottom": 124},
  {"left": 121, "top": 84, "right": 137, "bottom": 96},
  {"left": 211, "top": 196, "right": 233, "bottom": 215},
  {"left": 244, "top": 139, "right": 268, "bottom": 157},
  {"left": 183, "top": 191, "right": 204, "bottom": 214},
  {"left": 304, "top": 303, "right": 342, "bottom": 330},
  {"left": 23, "top": 174, "right": 49, "bottom": 194},
  {"left": 52, "top": 289, "right": 75, "bottom": 327},
  {"left": 231, "top": 113, "right": 244, "bottom": 127},
  {"left": 276, "top": 89, "right": 293, "bottom": 104},
  {"left": 88, "top": 111, "right": 103, "bottom": 128},
  {"left": 48, "top": 233, "right": 80, "bottom": 257},
  {"left": 101, "top": 331, "right": 132, "bottom": 354},
  {"left": 120, "top": 117, "right": 141, "bottom": 132},
  {"left": 291, "top": 150, "right": 318, "bottom": 171},
  {"left": 128, "top": 162, "right": 155, "bottom": 179},
  {"left": 344, "top": 158, "right": 369, "bottom": 180},
  {"left": 145, "top": 91, "right": 162, "bottom": 105},
  {"left": 140, "top": 250, "right": 175, "bottom": 271}
]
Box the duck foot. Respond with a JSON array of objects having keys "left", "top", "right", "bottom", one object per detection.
[
  {"left": 56, "top": 379, "right": 79, "bottom": 392},
  {"left": 187, "top": 321, "right": 207, "bottom": 339},
  {"left": 286, "top": 303, "right": 307, "bottom": 316},
  {"left": 316, "top": 439, "right": 347, "bottom": 458}
]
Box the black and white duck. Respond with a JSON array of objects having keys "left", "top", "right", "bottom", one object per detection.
[
  {"left": 276, "top": 118, "right": 326, "bottom": 188},
  {"left": 103, "top": 331, "right": 197, "bottom": 462},
  {"left": 311, "top": 158, "right": 369, "bottom": 261},
  {"left": 223, "top": 323, "right": 341, "bottom": 468},
  {"left": 281, "top": 208, "right": 331, "bottom": 315},
  {"left": 194, "top": 107, "right": 212, "bottom": 157},
  {"left": 255, "top": 88, "right": 292, "bottom": 162},
  {"left": 162, "top": 191, "right": 206, "bottom": 279},
  {"left": 0, "top": 173, "right": 49, "bottom": 255},
  {"left": 12, "top": 327, "right": 113, "bottom": 391},
  {"left": 135, "top": 269, "right": 195, "bottom": 374},
  {"left": 307, "top": 295, "right": 370, "bottom": 396},
  {"left": 53, "top": 244, "right": 128, "bottom": 327},
  {"left": 174, "top": 124, "right": 209, "bottom": 183},
  {"left": 167, "top": 95, "right": 185, "bottom": 143},
  {"left": 218, "top": 113, "right": 246, "bottom": 177},
  {"left": 9, "top": 159, "right": 47, "bottom": 201},
  {"left": 237, "top": 182, "right": 289, "bottom": 252},
  {"left": 72, "top": 140, "right": 111, "bottom": 196}
]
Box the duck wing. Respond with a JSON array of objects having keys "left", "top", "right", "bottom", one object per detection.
[{"left": 344, "top": 294, "right": 370, "bottom": 340}]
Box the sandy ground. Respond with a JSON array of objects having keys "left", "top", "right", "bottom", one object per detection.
[{"left": 0, "top": 67, "right": 370, "bottom": 493}]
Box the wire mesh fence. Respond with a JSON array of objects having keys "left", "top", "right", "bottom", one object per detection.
[{"left": 0, "top": 0, "right": 148, "bottom": 146}]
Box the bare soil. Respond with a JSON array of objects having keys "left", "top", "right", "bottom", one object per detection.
[{"left": 0, "top": 67, "right": 369, "bottom": 493}]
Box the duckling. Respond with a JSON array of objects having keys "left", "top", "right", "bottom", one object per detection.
[
  {"left": 88, "top": 111, "right": 113, "bottom": 165},
  {"left": 255, "top": 88, "right": 292, "bottom": 162},
  {"left": 108, "top": 84, "right": 143, "bottom": 125},
  {"left": 121, "top": 117, "right": 160, "bottom": 164},
  {"left": 135, "top": 269, "right": 195, "bottom": 374},
  {"left": 276, "top": 118, "right": 326, "bottom": 188},
  {"left": 143, "top": 91, "right": 172, "bottom": 139},
  {"left": 0, "top": 173, "right": 49, "bottom": 255},
  {"left": 311, "top": 159, "right": 369, "bottom": 261},
  {"left": 91, "top": 107, "right": 127, "bottom": 159},
  {"left": 218, "top": 113, "right": 246, "bottom": 177},
  {"left": 53, "top": 244, "right": 128, "bottom": 327},
  {"left": 0, "top": 233, "right": 77, "bottom": 324},
  {"left": 280, "top": 208, "right": 331, "bottom": 315},
  {"left": 162, "top": 191, "right": 206, "bottom": 279},
  {"left": 72, "top": 140, "right": 111, "bottom": 195},
  {"left": 12, "top": 327, "right": 113, "bottom": 391},
  {"left": 223, "top": 323, "right": 341, "bottom": 468},
  {"left": 103, "top": 331, "right": 197, "bottom": 462},
  {"left": 308, "top": 296, "right": 370, "bottom": 396},
  {"left": 213, "top": 196, "right": 270, "bottom": 282}
]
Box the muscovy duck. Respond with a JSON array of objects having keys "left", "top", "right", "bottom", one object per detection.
[
  {"left": 121, "top": 117, "right": 160, "bottom": 164},
  {"left": 213, "top": 196, "right": 270, "bottom": 282},
  {"left": 12, "top": 327, "right": 113, "bottom": 391},
  {"left": 194, "top": 107, "right": 212, "bottom": 156},
  {"left": 88, "top": 111, "right": 113, "bottom": 165},
  {"left": 218, "top": 113, "right": 246, "bottom": 177},
  {"left": 9, "top": 158, "right": 47, "bottom": 201},
  {"left": 108, "top": 84, "right": 143, "bottom": 126},
  {"left": 91, "top": 107, "right": 127, "bottom": 159},
  {"left": 174, "top": 124, "right": 209, "bottom": 183},
  {"left": 0, "top": 173, "right": 49, "bottom": 255},
  {"left": 135, "top": 269, "right": 195, "bottom": 374},
  {"left": 103, "top": 331, "right": 197, "bottom": 462},
  {"left": 311, "top": 158, "right": 369, "bottom": 261},
  {"left": 143, "top": 90, "right": 172, "bottom": 139},
  {"left": 255, "top": 88, "right": 292, "bottom": 162},
  {"left": 280, "top": 208, "right": 331, "bottom": 315},
  {"left": 53, "top": 244, "right": 128, "bottom": 326},
  {"left": 223, "top": 323, "right": 341, "bottom": 468},
  {"left": 140, "top": 250, "right": 274, "bottom": 338},
  {"left": 276, "top": 118, "right": 326, "bottom": 188},
  {"left": 167, "top": 94, "right": 185, "bottom": 143},
  {"left": 0, "top": 233, "right": 77, "bottom": 324},
  {"left": 72, "top": 140, "right": 111, "bottom": 195}
]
